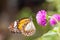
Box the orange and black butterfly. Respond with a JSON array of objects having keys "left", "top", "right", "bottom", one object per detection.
[{"left": 8, "top": 17, "right": 36, "bottom": 36}]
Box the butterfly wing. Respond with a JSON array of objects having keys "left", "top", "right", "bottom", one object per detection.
[
  {"left": 8, "top": 20, "right": 20, "bottom": 33},
  {"left": 18, "top": 18, "right": 36, "bottom": 36}
]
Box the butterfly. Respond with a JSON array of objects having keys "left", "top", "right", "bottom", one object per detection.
[{"left": 8, "top": 17, "right": 36, "bottom": 36}]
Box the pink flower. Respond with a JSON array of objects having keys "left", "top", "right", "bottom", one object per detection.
[
  {"left": 50, "top": 14, "right": 60, "bottom": 26},
  {"left": 36, "top": 10, "right": 47, "bottom": 26}
]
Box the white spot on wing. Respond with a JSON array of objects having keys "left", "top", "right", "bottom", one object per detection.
[
  {"left": 13, "top": 21, "right": 19, "bottom": 32},
  {"left": 14, "top": 21, "right": 17, "bottom": 27}
]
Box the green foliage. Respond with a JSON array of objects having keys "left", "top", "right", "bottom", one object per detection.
[
  {"left": 17, "top": 7, "right": 33, "bottom": 19},
  {"left": 36, "top": 23, "right": 60, "bottom": 40}
]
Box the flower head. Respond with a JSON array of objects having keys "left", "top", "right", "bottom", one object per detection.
[
  {"left": 50, "top": 14, "right": 60, "bottom": 26},
  {"left": 36, "top": 10, "right": 47, "bottom": 26}
]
